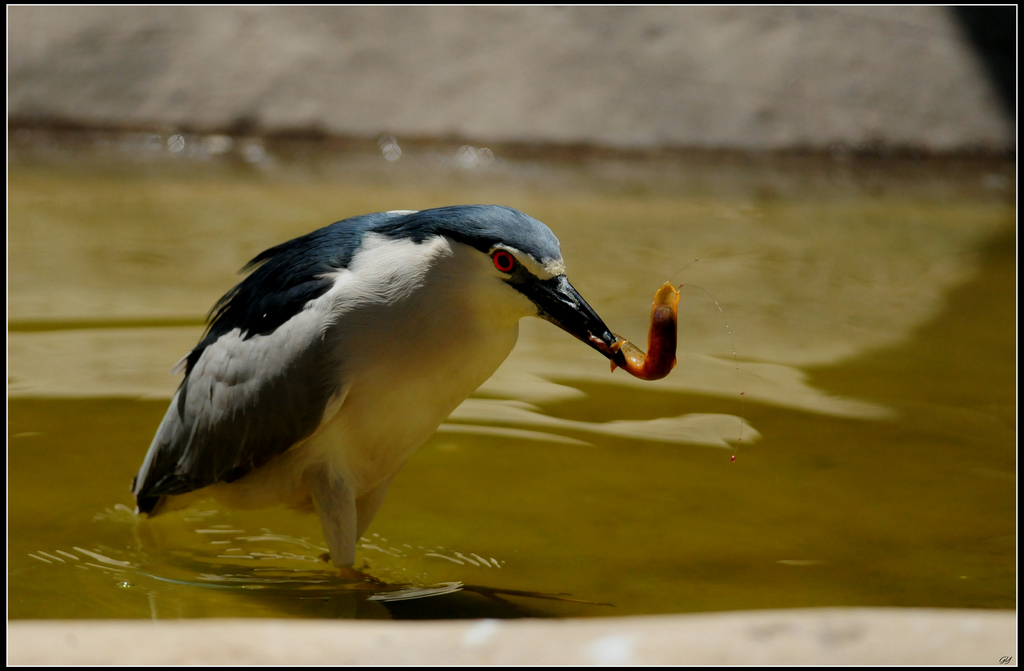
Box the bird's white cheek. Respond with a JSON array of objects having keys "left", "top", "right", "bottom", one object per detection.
[{"left": 473, "top": 281, "right": 537, "bottom": 329}]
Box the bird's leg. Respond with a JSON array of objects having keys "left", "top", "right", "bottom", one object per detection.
[
  {"left": 310, "top": 464, "right": 358, "bottom": 568},
  {"left": 310, "top": 466, "right": 394, "bottom": 586}
]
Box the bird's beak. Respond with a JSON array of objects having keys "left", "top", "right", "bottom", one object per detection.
[{"left": 527, "top": 275, "right": 620, "bottom": 360}]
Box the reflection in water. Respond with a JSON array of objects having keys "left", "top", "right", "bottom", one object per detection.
[
  {"left": 25, "top": 502, "right": 535, "bottom": 618},
  {"left": 27, "top": 506, "right": 603, "bottom": 616},
  {"left": 367, "top": 583, "right": 463, "bottom": 602},
  {"left": 6, "top": 134, "right": 1015, "bottom": 619},
  {"left": 444, "top": 398, "right": 759, "bottom": 448}
]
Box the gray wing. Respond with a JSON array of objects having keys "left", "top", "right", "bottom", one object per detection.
[{"left": 132, "top": 308, "right": 345, "bottom": 513}]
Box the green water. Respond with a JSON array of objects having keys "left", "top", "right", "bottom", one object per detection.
[{"left": 7, "top": 131, "right": 1016, "bottom": 619}]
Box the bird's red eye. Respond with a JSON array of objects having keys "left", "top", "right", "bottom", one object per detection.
[{"left": 492, "top": 250, "right": 516, "bottom": 273}]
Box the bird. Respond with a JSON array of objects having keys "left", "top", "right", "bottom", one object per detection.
[{"left": 132, "top": 204, "right": 621, "bottom": 569}]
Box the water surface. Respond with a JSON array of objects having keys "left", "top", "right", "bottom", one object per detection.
[{"left": 8, "top": 131, "right": 1016, "bottom": 619}]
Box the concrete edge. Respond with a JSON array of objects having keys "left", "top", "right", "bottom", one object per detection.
[{"left": 7, "top": 608, "right": 1017, "bottom": 665}]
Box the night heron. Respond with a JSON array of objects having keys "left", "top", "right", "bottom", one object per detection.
[{"left": 132, "top": 205, "right": 622, "bottom": 568}]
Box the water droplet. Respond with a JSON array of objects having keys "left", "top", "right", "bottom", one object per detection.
[
  {"left": 378, "top": 134, "right": 402, "bottom": 161},
  {"left": 203, "top": 134, "right": 233, "bottom": 154},
  {"left": 240, "top": 139, "right": 266, "bottom": 163}
]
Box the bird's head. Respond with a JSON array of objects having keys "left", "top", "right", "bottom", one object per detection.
[{"left": 377, "top": 205, "right": 620, "bottom": 360}]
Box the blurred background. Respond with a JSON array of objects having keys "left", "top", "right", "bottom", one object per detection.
[
  {"left": 7, "top": 6, "right": 1016, "bottom": 621},
  {"left": 7, "top": 6, "right": 1015, "bottom": 152}
]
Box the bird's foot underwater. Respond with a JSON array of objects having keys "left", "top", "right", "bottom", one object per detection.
[{"left": 318, "top": 552, "right": 388, "bottom": 588}]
